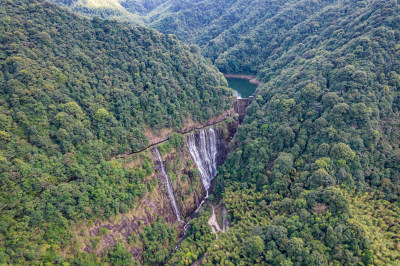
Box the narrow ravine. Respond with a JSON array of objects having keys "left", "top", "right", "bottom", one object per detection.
[
  {"left": 153, "top": 148, "right": 182, "bottom": 222},
  {"left": 169, "top": 89, "right": 250, "bottom": 253}
]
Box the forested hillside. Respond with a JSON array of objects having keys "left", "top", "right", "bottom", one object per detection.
[
  {"left": 180, "top": 0, "right": 399, "bottom": 264},
  {"left": 2, "top": 0, "right": 400, "bottom": 265},
  {"left": 50, "top": 0, "right": 170, "bottom": 21},
  {"left": 0, "top": 0, "right": 233, "bottom": 263},
  {"left": 49, "top": 0, "right": 313, "bottom": 74},
  {"left": 51, "top": 0, "right": 384, "bottom": 74}
]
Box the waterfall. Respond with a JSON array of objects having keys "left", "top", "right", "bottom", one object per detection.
[
  {"left": 154, "top": 148, "right": 182, "bottom": 222},
  {"left": 194, "top": 190, "right": 200, "bottom": 209},
  {"left": 186, "top": 127, "right": 218, "bottom": 198}
]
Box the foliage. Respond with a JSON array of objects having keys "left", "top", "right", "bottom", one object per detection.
[
  {"left": 0, "top": 0, "right": 232, "bottom": 263},
  {"left": 76, "top": 0, "right": 400, "bottom": 265},
  {"left": 349, "top": 193, "right": 400, "bottom": 265},
  {"left": 2, "top": 0, "right": 400, "bottom": 264},
  {"left": 103, "top": 242, "right": 133, "bottom": 266},
  {"left": 139, "top": 218, "right": 177, "bottom": 265},
  {"left": 205, "top": 0, "right": 400, "bottom": 264},
  {"left": 168, "top": 210, "right": 215, "bottom": 265}
]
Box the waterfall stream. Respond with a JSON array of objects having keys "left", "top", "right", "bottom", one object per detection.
[
  {"left": 175, "top": 126, "right": 222, "bottom": 250},
  {"left": 194, "top": 190, "right": 200, "bottom": 209},
  {"left": 186, "top": 127, "right": 218, "bottom": 198},
  {"left": 154, "top": 148, "right": 182, "bottom": 222}
]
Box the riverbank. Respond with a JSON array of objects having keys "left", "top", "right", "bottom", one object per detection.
[{"left": 223, "top": 74, "right": 261, "bottom": 85}]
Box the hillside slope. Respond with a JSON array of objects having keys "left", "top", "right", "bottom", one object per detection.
[
  {"left": 0, "top": 0, "right": 233, "bottom": 263},
  {"left": 3, "top": 0, "right": 400, "bottom": 264},
  {"left": 47, "top": 0, "right": 356, "bottom": 74},
  {"left": 50, "top": 0, "right": 170, "bottom": 20},
  {"left": 170, "top": 0, "right": 400, "bottom": 265}
]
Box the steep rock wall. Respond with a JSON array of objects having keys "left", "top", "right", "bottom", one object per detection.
[{"left": 71, "top": 120, "right": 237, "bottom": 261}]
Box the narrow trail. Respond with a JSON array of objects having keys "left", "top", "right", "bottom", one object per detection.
[
  {"left": 192, "top": 254, "right": 206, "bottom": 266},
  {"left": 118, "top": 116, "right": 231, "bottom": 158}
]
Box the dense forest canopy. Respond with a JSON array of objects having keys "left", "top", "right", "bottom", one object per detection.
[
  {"left": 0, "top": 0, "right": 233, "bottom": 263},
  {"left": 50, "top": 0, "right": 171, "bottom": 21},
  {"left": 1, "top": 0, "right": 400, "bottom": 265},
  {"left": 206, "top": 0, "right": 400, "bottom": 264},
  {"left": 51, "top": 0, "right": 399, "bottom": 74},
  {"left": 155, "top": 0, "right": 399, "bottom": 264}
]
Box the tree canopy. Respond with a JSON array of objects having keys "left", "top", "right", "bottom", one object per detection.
[{"left": 0, "top": 0, "right": 232, "bottom": 263}]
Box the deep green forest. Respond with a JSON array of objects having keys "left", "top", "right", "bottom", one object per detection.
[
  {"left": 1, "top": 0, "right": 400, "bottom": 265},
  {"left": 189, "top": 0, "right": 400, "bottom": 264},
  {"left": 0, "top": 0, "right": 232, "bottom": 263}
]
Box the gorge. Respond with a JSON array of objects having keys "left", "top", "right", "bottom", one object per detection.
[
  {"left": 81, "top": 82, "right": 252, "bottom": 259},
  {"left": 152, "top": 148, "right": 182, "bottom": 222},
  {"left": 150, "top": 125, "right": 228, "bottom": 223},
  {"left": 3, "top": 0, "right": 400, "bottom": 265},
  {"left": 76, "top": 118, "right": 238, "bottom": 261}
]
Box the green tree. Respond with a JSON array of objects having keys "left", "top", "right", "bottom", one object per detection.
[
  {"left": 108, "top": 243, "right": 133, "bottom": 266},
  {"left": 330, "top": 143, "right": 356, "bottom": 161},
  {"left": 245, "top": 235, "right": 264, "bottom": 259}
]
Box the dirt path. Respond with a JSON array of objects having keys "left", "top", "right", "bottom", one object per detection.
[
  {"left": 118, "top": 116, "right": 232, "bottom": 158},
  {"left": 208, "top": 205, "right": 221, "bottom": 239}
]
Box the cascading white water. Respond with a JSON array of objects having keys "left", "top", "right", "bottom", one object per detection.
[
  {"left": 186, "top": 127, "right": 218, "bottom": 198},
  {"left": 175, "top": 127, "right": 221, "bottom": 250},
  {"left": 154, "top": 148, "right": 182, "bottom": 222}
]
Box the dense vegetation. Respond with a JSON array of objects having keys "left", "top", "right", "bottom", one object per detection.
[
  {"left": 52, "top": 0, "right": 171, "bottom": 17},
  {"left": 0, "top": 0, "right": 233, "bottom": 263},
  {"left": 50, "top": 0, "right": 308, "bottom": 74},
  {"left": 201, "top": 0, "right": 400, "bottom": 264},
  {"left": 2, "top": 0, "right": 400, "bottom": 265},
  {"left": 51, "top": 0, "right": 388, "bottom": 74},
  {"left": 169, "top": 209, "right": 215, "bottom": 265},
  {"left": 139, "top": 218, "right": 177, "bottom": 265}
]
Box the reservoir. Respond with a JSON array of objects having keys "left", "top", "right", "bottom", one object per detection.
[{"left": 226, "top": 77, "right": 258, "bottom": 99}]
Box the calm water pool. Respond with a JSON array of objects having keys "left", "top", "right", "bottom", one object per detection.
[{"left": 226, "top": 77, "right": 258, "bottom": 99}]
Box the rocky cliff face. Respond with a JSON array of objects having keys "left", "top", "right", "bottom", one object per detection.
[{"left": 70, "top": 120, "right": 237, "bottom": 261}]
